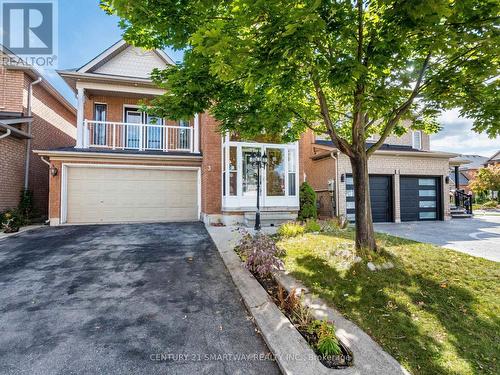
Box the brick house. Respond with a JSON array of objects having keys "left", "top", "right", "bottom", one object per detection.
[
  {"left": 302, "top": 130, "right": 458, "bottom": 222},
  {"left": 36, "top": 40, "right": 458, "bottom": 226},
  {"left": 0, "top": 49, "right": 76, "bottom": 216},
  {"left": 484, "top": 151, "right": 500, "bottom": 167}
]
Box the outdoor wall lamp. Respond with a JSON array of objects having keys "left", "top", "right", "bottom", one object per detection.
[
  {"left": 250, "top": 151, "right": 268, "bottom": 231},
  {"left": 340, "top": 174, "right": 345, "bottom": 183},
  {"left": 50, "top": 165, "right": 58, "bottom": 177},
  {"left": 445, "top": 176, "right": 450, "bottom": 184}
]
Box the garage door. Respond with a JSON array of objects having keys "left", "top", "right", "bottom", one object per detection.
[
  {"left": 65, "top": 167, "right": 198, "bottom": 224},
  {"left": 346, "top": 175, "right": 393, "bottom": 223},
  {"left": 400, "top": 176, "right": 441, "bottom": 221}
]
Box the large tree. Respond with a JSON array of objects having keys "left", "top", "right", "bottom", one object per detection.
[
  {"left": 470, "top": 165, "right": 500, "bottom": 198},
  {"left": 102, "top": 0, "right": 499, "bottom": 252}
]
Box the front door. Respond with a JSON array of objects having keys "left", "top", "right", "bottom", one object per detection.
[
  {"left": 242, "top": 147, "right": 260, "bottom": 201},
  {"left": 124, "top": 108, "right": 142, "bottom": 148},
  {"left": 145, "top": 115, "right": 163, "bottom": 150}
]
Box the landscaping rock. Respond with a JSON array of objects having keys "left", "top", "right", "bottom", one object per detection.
[{"left": 367, "top": 262, "right": 377, "bottom": 271}]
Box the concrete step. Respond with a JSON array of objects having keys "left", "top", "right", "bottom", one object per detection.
[
  {"left": 451, "top": 213, "right": 473, "bottom": 219},
  {"left": 243, "top": 211, "right": 297, "bottom": 228}
]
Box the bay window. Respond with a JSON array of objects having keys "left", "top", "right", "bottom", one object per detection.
[{"left": 222, "top": 137, "right": 299, "bottom": 209}]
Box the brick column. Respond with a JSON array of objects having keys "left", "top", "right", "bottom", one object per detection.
[
  {"left": 75, "top": 87, "right": 85, "bottom": 148},
  {"left": 393, "top": 173, "right": 401, "bottom": 223}
]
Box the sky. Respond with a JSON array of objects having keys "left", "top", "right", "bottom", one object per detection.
[{"left": 42, "top": 0, "right": 499, "bottom": 158}]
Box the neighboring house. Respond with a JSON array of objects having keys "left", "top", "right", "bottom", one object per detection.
[
  {"left": 484, "top": 150, "right": 500, "bottom": 167},
  {"left": 35, "top": 40, "right": 300, "bottom": 226},
  {"left": 0, "top": 49, "right": 77, "bottom": 216},
  {"left": 301, "top": 129, "right": 458, "bottom": 222},
  {"left": 448, "top": 154, "right": 489, "bottom": 194}
]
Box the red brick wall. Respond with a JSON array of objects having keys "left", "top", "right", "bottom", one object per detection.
[
  {"left": 298, "top": 130, "right": 338, "bottom": 217},
  {"left": 84, "top": 95, "right": 192, "bottom": 127},
  {"left": 85, "top": 95, "right": 144, "bottom": 122},
  {"left": 200, "top": 113, "right": 222, "bottom": 214},
  {"left": 0, "top": 66, "right": 24, "bottom": 113},
  {"left": 0, "top": 67, "right": 26, "bottom": 212},
  {"left": 299, "top": 130, "right": 338, "bottom": 190},
  {"left": 0, "top": 137, "right": 26, "bottom": 212},
  {"left": 0, "top": 70, "right": 76, "bottom": 215},
  {"left": 26, "top": 75, "right": 76, "bottom": 216}
]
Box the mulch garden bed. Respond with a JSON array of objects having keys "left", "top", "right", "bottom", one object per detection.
[{"left": 254, "top": 272, "right": 353, "bottom": 369}]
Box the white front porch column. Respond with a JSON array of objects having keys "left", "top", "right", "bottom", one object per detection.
[
  {"left": 193, "top": 113, "right": 200, "bottom": 153},
  {"left": 75, "top": 87, "right": 85, "bottom": 148}
]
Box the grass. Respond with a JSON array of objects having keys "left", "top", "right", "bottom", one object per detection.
[{"left": 277, "top": 228, "right": 500, "bottom": 375}]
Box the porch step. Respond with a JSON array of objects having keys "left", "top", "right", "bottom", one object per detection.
[
  {"left": 450, "top": 206, "right": 473, "bottom": 219},
  {"left": 243, "top": 211, "right": 297, "bottom": 228}
]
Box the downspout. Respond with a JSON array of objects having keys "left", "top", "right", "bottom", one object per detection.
[
  {"left": 330, "top": 151, "right": 339, "bottom": 217},
  {"left": 24, "top": 77, "right": 43, "bottom": 190},
  {"left": 0, "top": 128, "right": 11, "bottom": 139},
  {"left": 40, "top": 156, "right": 51, "bottom": 167}
]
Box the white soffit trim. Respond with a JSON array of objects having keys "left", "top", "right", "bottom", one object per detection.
[
  {"left": 33, "top": 149, "right": 202, "bottom": 161},
  {"left": 77, "top": 40, "right": 128, "bottom": 73},
  {"left": 75, "top": 81, "right": 166, "bottom": 96}
]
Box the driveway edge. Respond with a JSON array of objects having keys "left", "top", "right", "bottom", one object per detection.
[
  {"left": 0, "top": 225, "right": 46, "bottom": 241},
  {"left": 207, "top": 225, "right": 409, "bottom": 375}
]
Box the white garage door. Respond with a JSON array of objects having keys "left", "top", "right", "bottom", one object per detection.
[{"left": 65, "top": 166, "right": 199, "bottom": 224}]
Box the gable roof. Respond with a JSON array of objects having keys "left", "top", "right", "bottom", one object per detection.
[
  {"left": 77, "top": 39, "right": 175, "bottom": 75},
  {"left": 0, "top": 45, "right": 76, "bottom": 114},
  {"left": 448, "top": 171, "right": 469, "bottom": 185},
  {"left": 485, "top": 150, "right": 500, "bottom": 164},
  {"left": 453, "top": 154, "right": 490, "bottom": 170},
  {"left": 58, "top": 40, "right": 175, "bottom": 93}
]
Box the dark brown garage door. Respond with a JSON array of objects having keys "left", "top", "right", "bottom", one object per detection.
[{"left": 400, "top": 176, "right": 442, "bottom": 221}]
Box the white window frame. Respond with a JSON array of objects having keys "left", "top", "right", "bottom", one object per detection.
[
  {"left": 412, "top": 130, "right": 422, "bottom": 150},
  {"left": 221, "top": 135, "right": 300, "bottom": 210}
]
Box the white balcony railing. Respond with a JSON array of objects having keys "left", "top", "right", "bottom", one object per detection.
[{"left": 83, "top": 120, "right": 195, "bottom": 152}]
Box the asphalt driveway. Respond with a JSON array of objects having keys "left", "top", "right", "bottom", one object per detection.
[
  {"left": 0, "top": 223, "right": 279, "bottom": 374},
  {"left": 375, "top": 215, "right": 500, "bottom": 262}
]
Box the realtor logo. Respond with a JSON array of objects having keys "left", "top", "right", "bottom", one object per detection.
[{"left": 1, "top": 0, "right": 58, "bottom": 67}]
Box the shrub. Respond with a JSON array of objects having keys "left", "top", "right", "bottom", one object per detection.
[
  {"left": 17, "top": 189, "right": 35, "bottom": 225},
  {"left": 308, "top": 320, "right": 342, "bottom": 356},
  {"left": 320, "top": 217, "right": 349, "bottom": 233},
  {"left": 277, "top": 222, "right": 305, "bottom": 238},
  {"left": 1, "top": 209, "right": 22, "bottom": 233},
  {"left": 304, "top": 219, "right": 321, "bottom": 233},
  {"left": 298, "top": 182, "right": 317, "bottom": 221},
  {"left": 481, "top": 200, "right": 498, "bottom": 209},
  {"left": 237, "top": 231, "right": 285, "bottom": 278}
]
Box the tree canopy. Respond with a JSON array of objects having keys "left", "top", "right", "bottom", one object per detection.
[
  {"left": 101, "top": 0, "right": 499, "bottom": 251},
  {"left": 470, "top": 165, "right": 500, "bottom": 195},
  {"left": 102, "top": 0, "right": 499, "bottom": 147}
]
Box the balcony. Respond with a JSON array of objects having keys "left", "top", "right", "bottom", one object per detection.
[{"left": 82, "top": 120, "right": 197, "bottom": 153}]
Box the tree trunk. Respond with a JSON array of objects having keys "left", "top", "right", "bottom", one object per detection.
[{"left": 350, "top": 151, "right": 377, "bottom": 253}]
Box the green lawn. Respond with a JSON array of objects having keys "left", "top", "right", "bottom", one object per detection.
[{"left": 278, "top": 229, "right": 500, "bottom": 375}]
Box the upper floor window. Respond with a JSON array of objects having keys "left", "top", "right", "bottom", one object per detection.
[
  {"left": 412, "top": 131, "right": 422, "bottom": 150},
  {"left": 93, "top": 104, "right": 107, "bottom": 146}
]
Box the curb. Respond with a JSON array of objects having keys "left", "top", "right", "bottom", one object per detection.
[
  {"left": 0, "top": 224, "right": 46, "bottom": 241},
  {"left": 206, "top": 225, "right": 410, "bottom": 375}
]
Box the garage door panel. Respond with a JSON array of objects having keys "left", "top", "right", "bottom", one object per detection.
[
  {"left": 400, "top": 176, "right": 440, "bottom": 222},
  {"left": 66, "top": 167, "right": 198, "bottom": 224},
  {"left": 346, "top": 175, "right": 393, "bottom": 223}
]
